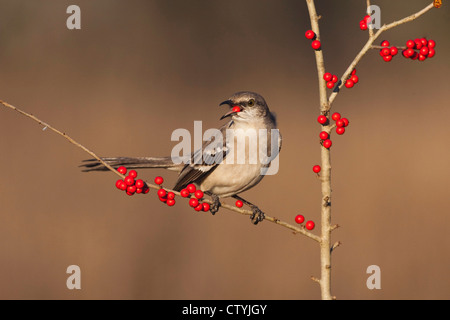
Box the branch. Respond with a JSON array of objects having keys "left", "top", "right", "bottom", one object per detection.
[
  {"left": 0, "top": 99, "right": 321, "bottom": 243},
  {"left": 327, "top": 2, "right": 435, "bottom": 107}
]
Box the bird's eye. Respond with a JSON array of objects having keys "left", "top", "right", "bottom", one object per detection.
[{"left": 248, "top": 99, "right": 255, "bottom": 106}]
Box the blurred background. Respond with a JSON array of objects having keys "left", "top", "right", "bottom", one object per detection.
[{"left": 0, "top": 0, "right": 449, "bottom": 300}]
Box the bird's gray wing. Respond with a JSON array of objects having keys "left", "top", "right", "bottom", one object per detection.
[{"left": 172, "top": 121, "right": 232, "bottom": 191}]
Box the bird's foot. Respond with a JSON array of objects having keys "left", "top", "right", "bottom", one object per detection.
[
  {"left": 250, "top": 205, "right": 265, "bottom": 225},
  {"left": 209, "top": 194, "right": 221, "bottom": 215}
]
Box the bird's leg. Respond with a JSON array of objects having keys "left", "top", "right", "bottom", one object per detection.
[
  {"left": 232, "top": 195, "right": 265, "bottom": 225},
  {"left": 206, "top": 192, "right": 221, "bottom": 215}
]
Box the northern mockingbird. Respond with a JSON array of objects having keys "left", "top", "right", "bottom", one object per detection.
[{"left": 82, "top": 91, "right": 281, "bottom": 224}]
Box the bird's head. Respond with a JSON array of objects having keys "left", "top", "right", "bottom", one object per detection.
[{"left": 219, "top": 91, "right": 269, "bottom": 121}]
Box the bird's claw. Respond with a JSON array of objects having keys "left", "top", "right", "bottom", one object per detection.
[
  {"left": 209, "top": 194, "right": 221, "bottom": 215},
  {"left": 250, "top": 206, "right": 265, "bottom": 225}
]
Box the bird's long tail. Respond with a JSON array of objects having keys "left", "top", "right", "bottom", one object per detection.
[{"left": 80, "top": 156, "right": 184, "bottom": 172}]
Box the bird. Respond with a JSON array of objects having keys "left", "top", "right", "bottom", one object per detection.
[{"left": 81, "top": 91, "right": 282, "bottom": 224}]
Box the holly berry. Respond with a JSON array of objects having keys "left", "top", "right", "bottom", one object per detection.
[
  {"left": 350, "top": 75, "right": 359, "bottom": 84},
  {"left": 363, "top": 15, "right": 371, "bottom": 24},
  {"left": 202, "top": 203, "right": 210, "bottom": 212},
  {"left": 167, "top": 192, "right": 175, "bottom": 200},
  {"left": 380, "top": 48, "right": 391, "bottom": 56},
  {"left": 124, "top": 176, "right": 135, "bottom": 186},
  {"left": 128, "top": 170, "right": 137, "bottom": 178},
  {"left": 414, "top": 39, "right": 423, "bottom": 50},
  {"left": 319, "top": 131, "right": 329, "bottom": 140},
  {"left": 311, "top": 40, "right": 321, "bottom": 50},
  {"left": 159, "top": 194, "right": 167, "bottom": 203},
  {"left": 117, "top": 166, "right": 127, "bottom": 175},
  {"left": 180, "top": 189, "right": 190, "bottom": 198},
  {"left": 117, "top": 180, "right": 127, "bottom": 191},
  {"left": 154, "top": 176, "right": 164, "bottom": 185},
  {"left": 305, "top": 221, "right": 315, "bottom": 230},
  {"left": 331, "top": 112, "right": 341, "bottom": 121},
  {"left": 189, "top": 198, "right": 199, "bottom": 208},
  {"left": 336, "top": 127, "right": 345, "bottom": 135},
  {"left": 322, "top": 139, "right": 332, "bottom": 149},
  {"left": 345, "top": 79, "right": 354, "bottom": 88},
  {"left": 390, "top": 47, "right": 398, "bottom": 56},
  {"left": 232, "top": 106, "right": 241, "bottom": 113},
  {"left": 323, "top": 72, "right": 332, "bottom": 82},
  {"left": 406, "top": 40, "right": 415, "bottom": 49},
  {"left": 126, "top": 185, "right": 137, "bottom": 195},
  {"left": 317, "top": 115, "right": 328, "bottom": 125},
  {"left": 380, "top": 40, "right": 390, "bottom": 47},
  {"left": 342, "top": 118, "right": 349, "bottom": 127},
  {"left": 142, "top": 187, "right": 150, "bottom": 194},
  {"left": 383, "top": 55, "right": 393, "bottom": 62},
  {"left": 194, "top": 190, "right": 204, "bottom": 199},
  {"left": 427, "top": 39, "right": 436, "bottom": 48},
  {"left": 331, "top": 75, "right": 338, "bottom": 83},
  {"left": 428, "top": 48, "right": 436, "bottom": 58},
  {"left": 305, "top": 30, "right": 316, "bottom": 40},
  {"left": 194, "top": 203, "right": 203, "bottom": 211},
  {"left": 235, "top": 200, "right": 244, "bottom": 208},
  {"left": 166, "top": 199, "right": 176, "bottom": 206},
  {"left": 186, "top": 184, "right": 196, "bottom": 193},
  {"left": 116, "top": 179, "right": 123, "bottom": 189},
  {"left": 157, "top": 188, "right": 166, "bottom": 198},
  {"left": 420, "top": 46, "right": 429, "bottom": 56},
  {"left": 359, "top": 21, "right": 368, "bottom": 31},
  {"left": 295, "top": 215, "right": 305, "bottom": 224},
  {"left": 135, "top": 179, "right": 145, "bottom": 189},
  {"left": 326, "top": 81, "right": 334, "bottom": 89},
  {"left": 313, "top": 165, "right": 321, "bottom": 173}
]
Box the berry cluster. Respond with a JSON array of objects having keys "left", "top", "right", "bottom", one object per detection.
[
  {"left": 378, "top": 40, "right": 398, "bottom": 62},
  {"left": 295, "top": 214, "right": 315, "bottom": 231},
  {"left": 176, "top": 183, "right": 210, "bottom": 212},
  {"left": 344, "top": 69, "right": 359, "bottom": 89},
  {"left": 305, "top": 29, "right": 321, "bottom": 50},
  {"left": 402, "top": 38, "right": 436, "bottom": 61},
  {"left": 115, "top": 166, "right": 149, "bottom": 196},
  {"left": 359, "top": 15, "right": 371, "bottom": 30},
  {"left": 331, "top": 112, "right": 349, "bottom": 136},
  {"left": 323, "top": 72, "right": 339, "bottom": 89}
]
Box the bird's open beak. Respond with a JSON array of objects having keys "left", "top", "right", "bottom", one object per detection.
[{"left": 220, "top": 100, "right": 239, "bottom": 120}]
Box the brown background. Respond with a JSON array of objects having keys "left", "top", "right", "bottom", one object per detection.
[{"left": 0, "top": 0, "right": 449, "bottom": 300}]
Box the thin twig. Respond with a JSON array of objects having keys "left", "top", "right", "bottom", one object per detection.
[
  {"left": 366, "top": 0, "right": 374, "bottom": 38},
  {"left": 0, "top": 99, "right": 321, "bottom": 243}
]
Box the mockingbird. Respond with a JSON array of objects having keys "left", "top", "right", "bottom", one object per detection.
[{"left": 82, "top": 91, "right": 281, "bottom": 224}]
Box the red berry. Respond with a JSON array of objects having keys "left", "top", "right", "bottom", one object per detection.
[
  {"left": 351, "top": 69, "right": 357, "bottom": 75},
  {"left": 359, "top": 21, "right": 367, "bottom": 31},
  {"left": 323, "top": 72, "right": 332, "bottom": 82},
  {"left": 136, "top": 188, "right": 143, "bottom": 194},
  {"left": 186, "top": 184, "right": 196, "bottom": 193},
  {"left": 180, "top": 189, "right": 190, "bottom": 198},
  {"left": 126, "top": 190, "right": 135, "bottom": 196},
  {"left": 157, "top": 188, "right": 166, "bottom": 198},
  {"left": 194, "top": 203, "right": 203, "bottom": 211},
  {"left": 167, "top": 192, "right": 175, "bottom": 200},
  {"left": 383, "top": 55, "right": 393, "bottom": 62},
  {"left": 427, "top": 39, "right": 436, "bottom": 48},
  {"left": 124, "top": 176, "right": 135, "bottom": 186},
  {"left": 420, "top": 46, "right": 429, "bottom": 56},
  {"left": 305, "top": 30, "right": 315, "bottom": 40},
  {"left": 154, "top": 176, "right": 164, "bottom": 185},
  {"left": 336, "top": 127, "right": 345, "bottom": 135},
  {"left": 390, "top": 47, "right": 398, "bottom": 56},
  {"left": 350, "top": 75, "right": 359, "bottom": 84},
  {"left": 341, "top": 118, "right": 349, "bottom": 127},
  {"left": 418, "top": 54, "right": 427, "bottom": 61},
  {"left": 406, "top": 40, "right": 415, "bottom": 49},
  {"left": 331, "top": 112, "right": 341, "bottom": 121},
  {"left": 414, "top": 39, "right": 423, "bottom": 50},
  {"left": 232, "top": 106, "right": 241, "bottom": 113},
  {"left": 159, "top": 195, "right": 167, "bottom": 202},
  {"left": 189, "top": 198, "right": 199, "bottom": 208},
  {"left": 319, "top": 131, "right": 329, "bottom": 140},
  {"left": 363, "top": 15, "right": 371, "bottom": 24},
  {"left": 295, "top": 215, "right": 305, "bottom": 224},
  {"left": 142, "top": 187, "right": 150, "bottom": 194},
  {"left": 311, "top": 40, "right": 321, "bottom": 50},
  {"left": 127, "top": 185, "right": 137, "bottom": 195},
  {"left": 135, "top": 179, "right": 145, "bottom": 189},
  {"left": 420, "top": 38, "right": 428, "bottom": 47},
  {"left": 326, "top": 81, "right": 334, "bottom": 89},
  {"left": 166, "top": 199, "right": 176, "bottom": 206},
  {"left": 381, "top": 40, "right": 390, "bottom": 47},
  {"left": 428, "top": 48, "right": 435, "bottom": 58},
  {"left": 380, "top": 48, "right": 391, "bottom": 56},
  {"left": 235, "top": 200, "right": 244, "bottom": 208},
  {"left": 322, "top": 139, "right": 332, "bottom": 149},
  {"left": 115, "top": 179, "right": 123, "bottom": 189},
  {"left": 404, "top": 48, "right": 415, "bottom": 58},
  {"left": 202, "top": 203, "right": 210, "bottom": 212},
  {"left": 128, "top": 170, "right": 137, "bottom": 178},
  {"left": 336, "top": 119, "right": 345, "bottom": 128},
  {"left": 118, "top": 181, "right": 127, "bottom": 191},
  {"left": 313, "top": 165, "right": 321, "bottom": 173},
  {"left": 345, "top": 79, "right": 354, "bottom": 89},
  {"left": 194, "top": 190, "right": 204, "bottom": 199},
  {"left": 317, "top": 115, "right": 328, "bottom": 125},
  {"left": 305, "top": 221, "right": 315, "bottom": 230},
  {"left": 331, "top": 75, "right": 338, "bottom": 84},
  {"left": 117, "top": 166, "right": 127, "bottom": 175}
]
